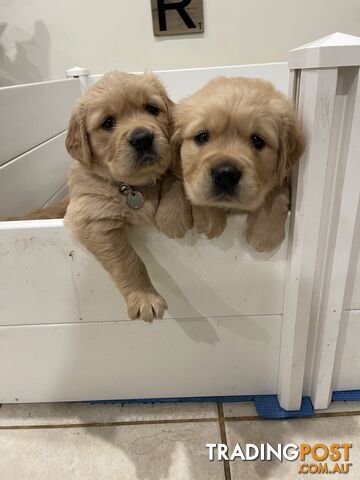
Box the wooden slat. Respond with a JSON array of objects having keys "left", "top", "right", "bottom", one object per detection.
[
  {"left": 278, "top": 68, "right": 339, "bottom": 411},
  {"left": 0, "top": 217, "right": 287, "bottom": 326},
  {"left": 0, "top": 78, "right": 80, "bottom": 166},
  {"left": 348, "top": 253, "right": 360, "bottom": 310},
  {"left": 88, "top": 62, "right": 289, "bottom": 98},
  {"left": 0, "top": 132, "right": 72, "bottom": 217},
  {"left": 0, "top": 315, "right": 281, "bottom": 403},
  {"left": 332, "top": 310, "right": 360, "bottom": 391},
  {"left": 308, "top": 68, "right": 360, "bottom": 409}
]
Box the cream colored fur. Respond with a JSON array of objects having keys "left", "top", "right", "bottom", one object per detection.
[
  {"left": 64, "top": 71, "right": 191, "bottom": 322},
  {"left": 175, "top": 76, "right": 305, "bottom": 251}
]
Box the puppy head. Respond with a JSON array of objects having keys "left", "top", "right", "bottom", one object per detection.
[
  {"left": 66, "top": 71, "right": 173, "bottom": 185},
  {"left": 175, "top": 76, "right": 304, "bottom": 211}
]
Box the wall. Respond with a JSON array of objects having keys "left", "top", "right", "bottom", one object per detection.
[{"left": 1, "top": 0, "right": 360, "bottom": 86}]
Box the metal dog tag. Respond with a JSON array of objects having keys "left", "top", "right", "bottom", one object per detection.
[
  {"left": 127, "top": 190, "right": 144, "bottom": 209},
  {"left": 119, "top": 182, "right": 145, "bottom": 209}
]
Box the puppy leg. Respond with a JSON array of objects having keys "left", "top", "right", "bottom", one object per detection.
[
  {"left": 192, "top": 205, "right": 227, "bottom": 239},
  {"left": 155, "top": 173, "right": 193, "bottom": 238},
  {"left": 68, "top": 220, "right": 167, "bottom": 322},
  {"left": 245, "top": 183, "right": 290, "bottom": 252}
]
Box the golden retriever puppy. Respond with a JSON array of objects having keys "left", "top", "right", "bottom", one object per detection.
[
  {"left": 64, "top": 71, "right": 191, "bottom": 322},
  {"left": 174, "top": 76, "right": 305, "bottom": 251}
]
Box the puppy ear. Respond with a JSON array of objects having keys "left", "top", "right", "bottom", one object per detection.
[
  {"left": 171, "top": 127, "right": 182, "bottom": 150},
  {"left": 158, "top": 83, "right": 175, "bottom": 137},
  {"left": 145, "top": 73, "right": 175, "bottom": 135},
  {"left": 165, "top": 97, "right": 176, "bottom": 137},
  {"left": 65, "top": 106, "right": 92, "bottom": 166},
  {"left": 277, "top": 110, "right": 305, "bottom": 183},
  {"left": 168, "top": 127, "right": 182, "bottom": 173}
]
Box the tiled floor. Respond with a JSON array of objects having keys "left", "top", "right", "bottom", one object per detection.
[{"left": 0, "top": 400, "right": 359, "bottom": 479}]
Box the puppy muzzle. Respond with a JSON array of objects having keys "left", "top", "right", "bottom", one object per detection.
[
  {"left": 129, "top": 128, "right": 160, "bottom": 166},
  {"left": 211, "top": 163, "right": 242, "bottom": 196}
]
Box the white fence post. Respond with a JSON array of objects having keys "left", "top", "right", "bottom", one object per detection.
[
  {"left": 278, "top": 33, "right": 360, "bottom": 411},
  {"left": 66, "top": 66, "right": 91, "bottom": 94}
]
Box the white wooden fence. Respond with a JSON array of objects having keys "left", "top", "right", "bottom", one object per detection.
[{"left": 0, "top": 33, "right": 359, "bottom": 411}]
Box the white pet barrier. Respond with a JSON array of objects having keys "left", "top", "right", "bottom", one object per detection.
[{"left": 0, "top": 33, "right": 359, "bottom": 416}]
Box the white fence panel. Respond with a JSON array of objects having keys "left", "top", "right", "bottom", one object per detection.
[
  {"left": 347, "top": 254, "right": 360, "bottom": 310},
  {"left": 279, "top": 33, "right": 360, "bottom": 411},
  {"left": 0, "top": 217, "right": 286, "bottom": 326},
  {"left": 0, "top": 315, "right": 281, "bottom": 403},
  {"left": 0, "top": 79, "right": 80, "bottom": 167},
  {"left": 0, "top": 132, "right": 72, "bottom": 217},
  {"left": 88, "top": 62, "right": 289, "bottom": 98},
  {"left": 332, "top": 310, "right": 360, "bottom": 391}
]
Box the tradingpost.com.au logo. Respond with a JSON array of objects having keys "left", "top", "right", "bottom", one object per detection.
[{"left": 206, "top": 442, "right": 353, "bottom": 474}]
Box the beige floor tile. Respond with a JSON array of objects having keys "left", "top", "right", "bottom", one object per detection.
[
  {"left": 317, "top": 400, "right": 360, "bottom": 414},
  {"left": 222, "top": 402, "right": 258, "bottom": 418},
  {"left": 0, "top": 421, "right": 224, "bottom": 480},
  {"left": 226, "top": 416, "right": 360, "bottom": 479},
  {"left": 0, "top": 401, "right": 218, "bottom": 426}
]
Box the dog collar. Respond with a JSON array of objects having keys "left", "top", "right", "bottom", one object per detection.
[{"left": 118, "top": 182, "right": 144, "bottom": 209}]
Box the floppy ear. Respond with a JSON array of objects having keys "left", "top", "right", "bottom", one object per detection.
[
  {"left": 145, "top": 73, "right": 175, "bottom": 136},
  {"left": 165, "top": 97, "right": 176, "bottom": 138},
  {"left": 277, "top": 110, "right": 305, "bottom": 184},
  {"left": 158, "top": 81, "right": 175, "bottom": 137},
  {"left": 65, "top": 106, "right": 92, "bottom": 167}
]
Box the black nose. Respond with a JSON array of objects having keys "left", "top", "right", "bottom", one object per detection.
[
  {"left": 129, "top": 129, "right": 154, "bottom": 152},
  {"left": 211, "top": 164, "right": 241, "bottom": 192}
]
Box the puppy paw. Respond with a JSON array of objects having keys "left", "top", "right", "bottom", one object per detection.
[
  {"left": 193, "top": 206, "right": 227, "bottom": 239},
  {"left": 246, "top": 221, "right": 286, "bottom": 252},
  {"left": 155, "top": 202, "right": 192, "bottom": 239},
  {"left": 245, "top": 186, "right": 289, "bottom": 252},
  {"left": 155, "top": 176, "right": 193, "bottom": 238},
  {"left": 126, "top": 290, "right": 168, "bottom": 323}
]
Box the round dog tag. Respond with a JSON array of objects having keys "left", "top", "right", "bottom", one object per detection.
[{"left": 127, "top": 190, "right": 144, "bottom": 209}]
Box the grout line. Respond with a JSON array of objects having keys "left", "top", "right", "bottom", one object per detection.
[
  {"left": 0, "top": 417, "right": 218, "bottom": 431},
  {"left": 224, "top": 415, "right": 261, "bottom": 422},
  {"left": 217, "top": 403, "right": 232, "bottom": 480},
  {"left": 225, "top": 410, "right": 360, "bottom": 422},
  {"left": 1, "top": 409, "right": 360, "bottom": 431},
  {"left": 314, "top": 410, "right": 360, "bottom": 418}
]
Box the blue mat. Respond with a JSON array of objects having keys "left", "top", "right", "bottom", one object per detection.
[
  {"left": 86, "top": 389, "right": 360, "bottom": 419},
  {"left": 254, "top": 395, "right": 313, "bottom": 419},
  {"left": 332, "top": 390, "right": 360, "bottom": 402}
]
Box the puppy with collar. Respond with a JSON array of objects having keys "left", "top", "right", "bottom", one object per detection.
[
  {"left": 65, "top": 71, "right": 191, "bottom": 322},
  {"left": 174, "top": 76, "right": 305, "bottom": 251}
]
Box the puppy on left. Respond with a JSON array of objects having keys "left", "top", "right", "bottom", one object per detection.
[{"left": 65, "top": 71, "right": 190, "bottom": 322}]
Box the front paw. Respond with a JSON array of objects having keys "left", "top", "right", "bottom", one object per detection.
[
  {"left": 245, "top": 186, "right": 289, "bottom": 252},
  {"left": 126, "top": 290, "right": 168, "bottom": 322},
  {"left": 155, "top": 203, "right": 192, "bottom": 239},
  {"left": 192, "top": 206, "right": 227, "bottom": 239},
  {"left": 246, "top": 220, "right": 286, "bottom": 252}
]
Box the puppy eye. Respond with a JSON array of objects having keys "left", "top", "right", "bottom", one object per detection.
[
  {"left": 101, "top": 116, "right": 116, "bottom": 130},
  {"left": 195, "top": 131, "right": 209, "bottom": 145},
  {"left": 146, "top": 104, "right": 160, "bottom": 116},
  {"left": 250, "top": 134, "right": 266, "bottom": 150}
]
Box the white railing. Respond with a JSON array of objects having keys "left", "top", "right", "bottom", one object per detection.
[{"left": 279, "top": 32, "right": 360, "bottom": 410}]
